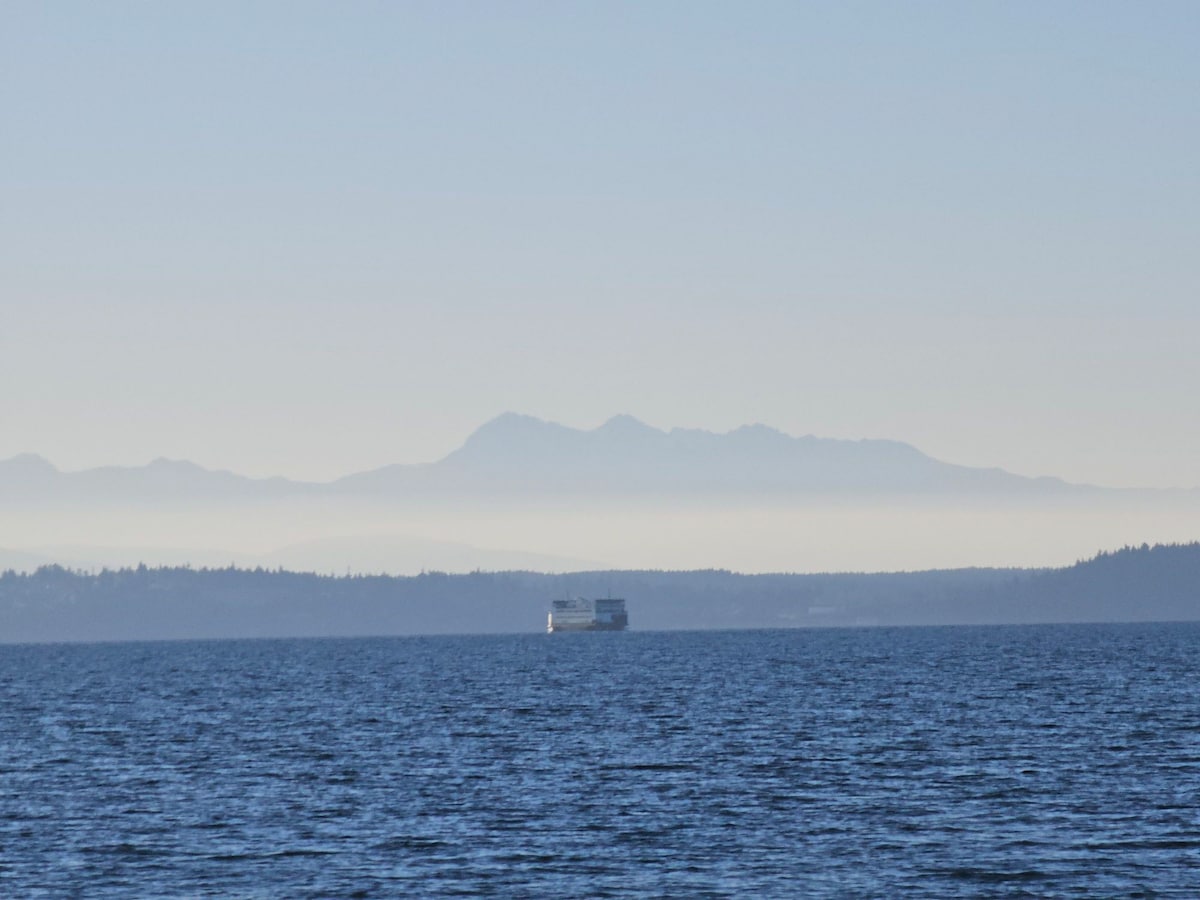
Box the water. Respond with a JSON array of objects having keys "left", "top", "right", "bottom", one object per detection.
[{"left": 2, "top": 624, "right": 1200, "bottom": 897}]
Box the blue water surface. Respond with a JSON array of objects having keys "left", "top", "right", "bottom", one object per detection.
[{"left": 2, "top": 623, "right": 1200, "bottom": 897}]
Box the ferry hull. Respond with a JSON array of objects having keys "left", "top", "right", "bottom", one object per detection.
[{"left": 547, "top": 621, "right": 628, "bottom": 633}]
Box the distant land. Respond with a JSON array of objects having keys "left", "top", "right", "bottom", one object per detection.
[
  {"left": 0, "top": 412, "right": 1118, "bottom": 506},
  {"left": 2, "top": 414, "right": 1197, "bottom": 575},
  {"left": 2, "top": 543, "right": 1198, "bottom": 644},
  {"left": 0, "top": 537, "right": 604, "bottom": 578}
]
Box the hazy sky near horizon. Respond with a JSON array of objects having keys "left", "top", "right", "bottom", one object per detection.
[{"left": 4, "top": 2, "right": 1198, "bottom": 488}]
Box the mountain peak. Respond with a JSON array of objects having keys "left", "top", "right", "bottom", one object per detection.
[
  {"left": 483, "top": 411, "right": 548, "bottom": 430},
  {"left": 449, "top": 412, "right": 576, "bottom": 463},
  {"left": 596, "top": 414, "right": 660, "bottom": 436},
  {"left": 466, "top": 412, "right": 565, "bottom": 441},
  {"left": 1, "top": 453, "right": 58, "bottom": 472}
]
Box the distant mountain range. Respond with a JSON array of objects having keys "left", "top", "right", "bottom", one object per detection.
[
  {"left": 0, "top": 452, "right": 300, "bottom": 504},
  {"left": 0, "top": 412, "right": 1099, "bottom": 506}
]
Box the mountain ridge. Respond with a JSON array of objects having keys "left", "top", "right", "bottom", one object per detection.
[
  {"left": 0, "top": 412, "right": 1122, "bottom": 504},
  {"left": 333, "top": 412, "right": 1089, "bottom": 498}
]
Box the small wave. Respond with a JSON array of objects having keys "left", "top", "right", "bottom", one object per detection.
[
  {"left": 372, "top": 836, "right": 452, "bottom": 852},
  {"left": 623, "top": 762, "right": 696, "bottom": 772}
]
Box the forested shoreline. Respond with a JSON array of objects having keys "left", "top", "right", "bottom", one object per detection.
[{"left": 2, "top": 543, "right": 1197, "bottom": 643}]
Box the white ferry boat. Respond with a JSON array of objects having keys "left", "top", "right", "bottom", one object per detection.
[{"left": 547, "top": 597, "right": 628, "bottom": 633}]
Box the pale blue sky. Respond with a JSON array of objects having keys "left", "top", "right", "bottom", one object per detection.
[{"left": 3, "top": 2, "right": 1198, "bottom": 486}]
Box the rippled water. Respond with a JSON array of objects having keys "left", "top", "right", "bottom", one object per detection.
[{"left": 3, "top": 624, "right": 1200, "bottom": 896}]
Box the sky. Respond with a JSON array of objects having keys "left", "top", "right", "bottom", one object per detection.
[{"left": 4, "top": 1, "right": 1199, "bottom": 488}]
